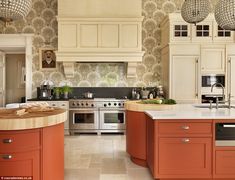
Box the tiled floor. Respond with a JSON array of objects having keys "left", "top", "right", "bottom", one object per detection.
[{"left": 64, "top": 135, "right": 154, "bottom": 180}]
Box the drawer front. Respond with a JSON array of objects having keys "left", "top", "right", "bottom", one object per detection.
[
  {"left": 215, "top": 150, "right": 235, "bottom": 175},
  {"left": 159, "top": 122, "right": 212, "bottom": 135},
  {"left": 0, "top": 150, "right": 40, "bottom": 179},
  {"left": 0, "top": 130, "right": 40, "bottom": 152},
  {"left": 57, "top": 102, "right": 69, "bottom": 109}
]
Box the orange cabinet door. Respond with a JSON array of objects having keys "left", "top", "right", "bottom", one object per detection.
[
  {"left": 0, "top": 150, "right": 40, "bottom": 180},
  {"left": 215, "top": 150, "right": 235, "bottom": 177},
  {"left": 158, "top": 137, "right": 212, "bottom": 177}
]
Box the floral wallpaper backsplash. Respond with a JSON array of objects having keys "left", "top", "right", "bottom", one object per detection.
[{"left": 0, "top": 0, "right": 218, "bottom": 97}]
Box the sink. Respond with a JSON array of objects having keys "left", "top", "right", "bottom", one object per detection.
[{"left": 194, "top": 104, "right": 235, "bottom": 109}]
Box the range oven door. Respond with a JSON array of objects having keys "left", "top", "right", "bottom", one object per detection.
[
  {"left": 69, "top": 109, "right": 99, "bottom": 130},
  {"left": 99, "top": 109, "right": 126, "bottom": 130},
  {"left": 216, "top": 123, "right": 235, "bottom": 146}
]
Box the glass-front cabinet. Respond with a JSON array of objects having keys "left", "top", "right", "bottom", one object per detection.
[
  {"left": 192, "top": 21, "right": 213, "bottom": 42},
  {"left": 171, "top": 22, "right": 191, "bottom": 42},
  {"left": 214, "top": 25, "right": 234, "bottom": 42}
]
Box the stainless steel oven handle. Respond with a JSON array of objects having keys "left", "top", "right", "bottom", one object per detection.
[
  {"left": 69, "top": 108, "right": 98, "bottom": 111},
  {"left": 223, "top": 124, "right": 235, "bottom": 128}
]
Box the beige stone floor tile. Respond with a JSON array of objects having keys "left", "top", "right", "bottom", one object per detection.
[
  {"left": 65, "top": 169, "right": 100, "bottom": 180},
  {"left": 99, "top": 174, "right": 128, "bottom": 180},
  {"left": 101, "top": 158, "right": 127, "bottom": 174},
  {"left": 127, "top": 168, "right": 154, "bottom": 180}
]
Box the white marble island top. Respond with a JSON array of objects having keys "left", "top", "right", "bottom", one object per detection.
[{"left": 145, "top": 104, "right": 235, "bottom": 120}]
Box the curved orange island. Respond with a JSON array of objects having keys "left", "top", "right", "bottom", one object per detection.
[
  {"left": 0, "top": 108, "right": 67, "bottom": 180},
  {"left": 125, "top": 100, "right": 176, "bottom": 167}
]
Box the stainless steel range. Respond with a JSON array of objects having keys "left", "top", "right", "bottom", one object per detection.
[{"left": 69, "top": 98, "right": 126, "bottom": 135}]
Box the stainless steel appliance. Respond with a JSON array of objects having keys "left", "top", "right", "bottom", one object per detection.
[
  {"left": 39, "top": 85, "right": 53, "bottom": 99},
  {"left": 69, "top": 99, "right": 99, "bottom": 134},
  {"left": 216, "top": 123, "right": 235, "bottom": 146},
  {"left": 202, "top": 74, "right": 225, "bottom": 87},
  {"left": 69, "top": 98, "right": 126, "bottom": 135},
  {"left": 99, "top": 99, "right": 125, "bottom": 133},
  {"left": 201, "top": 74, "right": 225, "bottom": 103}
]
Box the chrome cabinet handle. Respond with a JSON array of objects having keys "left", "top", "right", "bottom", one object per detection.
[
  {"left": 2, "top": 139, "right": 13, "bottom": 144},
  {"left": 182, "top": 138, "right": 190, "bottom": 143},
  {"left": 181, "top": 126, "right": 190, "bottom": 130},
  {"left": 2, "top": 155, "right": 12, "bottom": 159}
]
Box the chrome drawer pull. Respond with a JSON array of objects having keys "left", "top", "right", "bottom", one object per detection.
[
  {"left": 2, "top": 139, "right": 13, "bottom": 144},
  {"left": 2, "top": 155, "right": 12, "bottom": 159},
  {"left": 182, "top": 138, "right": 190, "bottom": 143},
  {"left": 181, "top": 126, "right": 190, "bottom": 130}
]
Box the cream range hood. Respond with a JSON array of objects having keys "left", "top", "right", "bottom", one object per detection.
[{"left": 56, "top": 0, "right": 144, "bottom": 78}]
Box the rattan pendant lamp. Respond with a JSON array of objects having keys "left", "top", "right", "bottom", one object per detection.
[
  {"left": 181, "top": 0, "right": 210, "bottom": 25},
  {"left": 215, "top": 0, "right": 235, "bottom": 31}
]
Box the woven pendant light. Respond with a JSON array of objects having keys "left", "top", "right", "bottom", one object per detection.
[
  {"left": 0, "top": 0, "right": 32, "bottom": 23},
  {"left": 181, "top": 0, "right": 210, "bottom": 25},
  {"left": 215, "top": 0, "right": 235, "bottom": 31}
]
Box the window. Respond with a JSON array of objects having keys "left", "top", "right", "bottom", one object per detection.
[
  {"left": 196, "top": 25, "right": 210, "bottom": 37},
  {"left": 174, "top": 25, "right": 188, "bottom": 37},
  {"left": 217, "top": 26, "right": 231, "bottom": 37}
]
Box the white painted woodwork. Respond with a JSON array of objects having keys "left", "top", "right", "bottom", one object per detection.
[
  {"left": 60, "top": 24, "right": 77, "bottom": 49},
  {"left": 58, "top": 0, "right": 142, "bottom": 18},
  {"left": 201, "top": 46, "right": 225, "bottom": 74},
  {"left": 171, "top": 56, "right": 199, "bottom": 103},
  {"left": 57, "top": 0, "right": 143, "bottom": 78},
  {"left": 63, "top": 62, "right": 75, "bottom": 78},
  {"left": 0, "top": 51, "right": 6, "bottom": 107},
  {"left": 100, "top": 24, "right": 119, "bottom": 48},
  {"left": 161, "top": 13, "right": 234, "bottom": 47},
  {"left": 191, "top": 17, "right": 213, "bottom": 42},
  {"left": 228, "top": 56, "right": 235, "bottom": 102},
  {"left": 0, "top": 34, "right": 33, "bottom": 100}
]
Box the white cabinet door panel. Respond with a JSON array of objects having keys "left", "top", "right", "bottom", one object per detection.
[
  {"left": 80, "top": 24, "right": 98, "bottom": 48},
  {"left": 228, "top": 56, "right": 235, "bottom": 102},
  {"left": 59, "top": 24, "right": 77, "bottom": 48},
  {"left": 171, "top": 56, "right": 199, "bottom": 103},
  {"left": 100, "top": 24, "right": 119, "bottom": 48},
  {"left": 201, "top": 48, "right": 225, "bottom": 73}
]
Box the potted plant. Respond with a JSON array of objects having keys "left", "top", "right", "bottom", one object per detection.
[
  {"left": 53, "top": 87, "right": 62, "bottom": 99},
  {"left": 61, "top": 85, "right": 72, "bottom": 99}
]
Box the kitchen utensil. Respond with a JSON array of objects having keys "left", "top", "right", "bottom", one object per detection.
[{"left": 84, "top": 92, "right": 94, "bottom": 99}]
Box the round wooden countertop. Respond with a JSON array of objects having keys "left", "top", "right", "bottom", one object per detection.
[
  {"left": 0, "top": 108, "right": 67, "bottom": 130},
  {"left": 125, "top": 100, "right": 177, "bottom": 112}
]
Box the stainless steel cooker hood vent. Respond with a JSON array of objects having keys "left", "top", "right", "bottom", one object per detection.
[{"left": 56, "top": 0, "right": 144, "bottom": 78}]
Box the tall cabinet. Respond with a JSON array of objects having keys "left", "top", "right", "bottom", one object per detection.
[{"left": 161, "top": 13, "right": 235, "bottom": 103}]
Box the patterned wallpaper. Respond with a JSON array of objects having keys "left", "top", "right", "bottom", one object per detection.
[{"left": 0, "top": 0, "right": 218, "bottom": 97}]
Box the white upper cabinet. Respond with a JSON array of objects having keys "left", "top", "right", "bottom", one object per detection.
[
  {"left": 201, "top": 45, "right": 225, "bottom": 74},
  {"left": 161, "top": 13, "right": 234, "bottom": 46}
]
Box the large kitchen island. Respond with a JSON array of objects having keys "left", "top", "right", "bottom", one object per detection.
[
  {"left": 126, "top": 101, "right": 235, "bottom": 179},
  {"left": 0, "top": 107, "right": 67, "bottom": 180}
]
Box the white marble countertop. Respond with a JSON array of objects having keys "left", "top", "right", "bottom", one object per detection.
[{"left": 145, "top": 104, "right": 235, "bottom": 120}]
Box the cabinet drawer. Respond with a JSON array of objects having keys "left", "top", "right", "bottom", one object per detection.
[
  {"left": 159, "top": 137, "right": 212, "bottom": 175},
  {"left": 159, "top": 122, "right": 212, "bottom": 135},
  {"left": 215, "top": 150, "right": 235, "bottom": 175},
  {"left": 0, "top": 150, "right": 40, "bottom": 179},
  {"left": 0, "top": 130, "right": 40, "bottom": 152}
]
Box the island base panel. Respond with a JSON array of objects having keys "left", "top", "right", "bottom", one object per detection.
[{"left": 130, "top": 156, "right": 147, "bottom": 167}]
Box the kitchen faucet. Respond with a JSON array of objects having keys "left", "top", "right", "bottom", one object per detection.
[{"left": 211, "top": 83, "right": 232, "bottom": 109}]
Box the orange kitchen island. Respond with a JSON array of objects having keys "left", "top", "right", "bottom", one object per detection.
[
  {"left": 126, "top": 101, "right": 235, "bottom": 179},
  {"left": 0, "top": 108, "right": 67, "bottom": 180}
]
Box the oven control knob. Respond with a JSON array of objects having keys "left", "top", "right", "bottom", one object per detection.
[
  {"left": 72, "top": 102, "right": 76, "bottom": 106},
  {"left": 81, "top": 103, "right": 84, "bottom": 106},
  {"left": 108, "top": 103, "right": 111, "bottom": 106},
  {"left": 91, "top": 104, "right": 94, "bottom": 107},
  {"left": 86, "top": 103, "right": 88, "bottom": 106},
  {"left": 77, "top": 103, "right": 80, "bottom": 106},
  {"left": 104, "top": 104, "right": 107, "bottom": 107},
  {"left": 118, "top": 103, "right": 121, "bottom": 106},
  {"left": 114, "top": 103, "right": 117, "bottom": 106}
]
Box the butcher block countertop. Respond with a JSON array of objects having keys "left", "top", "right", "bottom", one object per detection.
[
  {"left": 0, "top": 108, "right": 67, "bottom": 130},
  {"left": 125, "top": 100, "right": 177, "bottom": 112}
]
